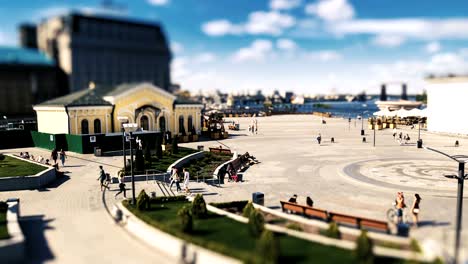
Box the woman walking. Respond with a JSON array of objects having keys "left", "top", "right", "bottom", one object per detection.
[
  {"left": 115, "top": 172, "right": 126, "bottom": 198},
  {"left": 183, "top": 168, "right": 190, "bottom": 194},
  {"left": 411, "top": 194, "right": 422, "bottom": 227},
  {"left": 59, "top": 149, "right": 67, "bottom": 167},
  {"left": 51, "top": 149, "right": 58, "bottom": 165}
]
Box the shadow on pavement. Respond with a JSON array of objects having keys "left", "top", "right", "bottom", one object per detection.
[
  {"left": 37, "top": 175, "right": 71, "bottom": 192},
  {"left": 20, "top": 215, "right": 55, "bottom": 264},
  {"left": 418, "top": 220, "right": 450, "bottom": 227}
]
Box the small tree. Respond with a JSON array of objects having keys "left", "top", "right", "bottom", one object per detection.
[
  {"left": 136, "top": 189, "right": 150, "bottom": 211},
  {"left": 248, "top": 209, "right": 265, "bottom": 238},
  {"left": 135, "top": 148, "right": 145, "bottom": 172},
  {"left": 172, "top": 136, "right": 179, "bottom": 154},
  {"left": 354, "top": 230, "right": 374, "bottom": 264},
  {"left": 323, "top": 222, "right": 341, "bottom": 239},
  {"left": 177, "top": 205, "right": 193, "bottom": 233},
  {"left": 155, "top": 136, "right": 163, "bottom": 159},
  {"left": 243, "top": 201, "right": 255, "bottom": 217},
  {"left": 255, "top": 230, "right": 280, "bottom": 264},
  {"left": 191, "top": 194, "right": 207, "bottom": 219}
]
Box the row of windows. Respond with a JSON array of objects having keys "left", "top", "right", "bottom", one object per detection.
[{"left": 81, "top": 119, "right": 101, "bottom": 134}]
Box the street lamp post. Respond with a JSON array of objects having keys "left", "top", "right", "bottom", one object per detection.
[
  {"left": 417, "top": 118, "right": 423, "bottom": 148},
  {"left": 423, "top": 146, "right": 467, "bottom": 264},
  {"left": 118, "top": 116, "right": 129, "bottom": 170},
  {"left": 123, "top": 123, "right": 138, "bottom": 205}
]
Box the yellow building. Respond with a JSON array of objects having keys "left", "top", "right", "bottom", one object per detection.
[{"left": 33, "top": 82, "right": 203, "bottom": 136}]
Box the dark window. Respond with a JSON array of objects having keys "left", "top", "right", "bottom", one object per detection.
[
  {"left": 141, "top": 115, "right": 149, "bottom": 131},
  {"left": 159, "top": 116, "right": 166, "bottom": 132},
  {"left": 188, "top": 116, "right": 193, "bottom": 133},
  {"left": 81, "top": 119, "right": 89, "bottom": 134},
  {"left": 94, "top": 119, "right": 101, "bottom": 134},
  {"left": 178, "top": 116, "right": 185, "bottom": 135}
]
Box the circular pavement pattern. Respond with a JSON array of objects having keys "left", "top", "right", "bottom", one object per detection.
[{"left": 344, "top": 158, "right": 459, "bottom": 193}]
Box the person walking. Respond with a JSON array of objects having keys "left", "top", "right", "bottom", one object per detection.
[
  {"left": 51, "top": 149, "right": 58, "bottom": 165},
  {"left": 411, "top": 194, "right": 422, "bottom": 227},
  {"left": 316, "top": 133, "right": 322, "bottom": 144},
  {"left": 97, "top": 166, "right": 109, "bottom": 191},
  {"left": 183, "top": 168, "right": 190, "bottom": 194},
  {"left": 59, "top": 149, "right": 67, "bottom": 167},
  {"left": 392, "top": 128, "right": 397, "bottom": 140},
  {"left": 115, "top": 172, "right": 126, "bottom": 198}
]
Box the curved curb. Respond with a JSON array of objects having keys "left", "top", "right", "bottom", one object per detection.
[
  {"left": 166, "top": 151, "right": 205, "bottom": 174},
  {"left": 116, "top": 201, "right": 240, "bottom": 264},
  {"left": 0, "top": 198, "right": 25, "bottom": 263}
]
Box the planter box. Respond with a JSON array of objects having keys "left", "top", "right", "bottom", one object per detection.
[
  {"left": 389, "top": 123, "right": 397, "bottom": 129},
  {"left": 223, "top": 132, "right": 229, "bottom": 139},
  {"left": 191, "top": 135, "right": 199, "bottom": 142},
  {"left": 212, "top": 133, "right": 220, "bottom": 140},
  {"left": 181, "top": 136, "right": 189, "bottom": 143},
  {"left": 162, "top": 144, "right": 172, "bottom": 152}
]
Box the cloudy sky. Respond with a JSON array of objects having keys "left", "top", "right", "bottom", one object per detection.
[{"left": 2, "top": 0, "right": 468, "bottom": 95}]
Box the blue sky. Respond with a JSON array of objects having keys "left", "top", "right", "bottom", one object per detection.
[{"left": 1, "top": 0, "right": 468, "bottom": 95}]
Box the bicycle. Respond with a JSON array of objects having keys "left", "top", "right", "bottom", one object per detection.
[{"left": 386, "top": 202, "right": 409, "bottom": 224}]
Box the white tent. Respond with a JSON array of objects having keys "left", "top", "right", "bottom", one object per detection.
[
  {"left": 395, "top": 108, "right": 411, "bottom": 118},
  {"left": 406, "top": 108, "right": 423, "bottom": 117},
  {"left": 373, "top": 108, "right": 394, "bottom": 116}
]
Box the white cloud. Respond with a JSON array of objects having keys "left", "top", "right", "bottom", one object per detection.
[
  {"left": 232, "top": 39, "right": 274, "bottom": 62},
  {"left": 245, "top": 11, "right": 296, "bottom": 35},
  {"left": 425, "top": 41, "right": 441, "bottom": 53},
  {"left": 305, "top": 0, "right": 355, "bottom": 22},
  {"left": 171, "top": 42, "right": 184, "bottom": 53},
  {"left": 306, "top": 50, "right": 342, "bottom": 61},
  {"left": 171, "top": 57, "right": 190, "bottom": 79},
  {"left": 276, "top": 38, "right": 298, "bottom": 51},
  {"left": 201, "top": 20, "right": 243, "bottom": 36},
  {"left": 193, "top": 53, "right": 217, "bottom": 64},
  {"left": 202, "top": 11, "right": 295, "bottom": 36},
  {"left": 329, "top": 18, "right": 468, "bottom": 40},
  {"left": 270, "top": 0, "right": 302, "bottom": 10},
  {"left": 426, "top": 53, "right": 468, "bottom": 75},
  {"left": 371, "top": 34, "right": 406, "bottom": 48},
  {"left": 147, "top": 0, "right": 169, "bottom": 6},
  {"left": 0, "top": 31, "right": 16, "bottom": 46}
]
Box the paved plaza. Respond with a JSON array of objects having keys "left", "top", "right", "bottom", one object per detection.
[{"left": 1, "top": 114, "right": 467, "bottom": 263}]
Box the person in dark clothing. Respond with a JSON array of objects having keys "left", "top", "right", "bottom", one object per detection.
[
  {"left": 411, "top": 194, "right": 422, "bottom": 227},
  {"left": 51, "top": 149, "right": 58, "bottom": 165},
  {"left": 316, "top": 134, "right": 322, "bottom": 144},
  {"left": 306, "top": 196, "right": 314, "bottom": 207},
  {"left": 115, "top": 173, "right": 126, "bottom": 198},
  {"left": 97, "top": 166, "right": 109, "bottom": 191},
  {"left": 288, "top": 194, "right": 298, "bottom": 203}
]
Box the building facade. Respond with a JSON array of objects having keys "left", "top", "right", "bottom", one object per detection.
[
  {"left": 425, "top": 76, "right": 468, "bottom": 135},
  {"left": 37, "top": 13, "right": 172, "bottom": 92},
  {"left": 0, "top": 47, "right": 68, "bottom": 117},
  {"left": 33, "top": 83, "right": 203, "bottom": 136}
]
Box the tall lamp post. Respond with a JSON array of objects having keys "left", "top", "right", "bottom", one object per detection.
[
  {"left": 117, "top": 116, "right": 128, "bottom": 169},
  {"left": 123, "top": 123, "right": 138, "bottom": 205},
  {"left": 423, "top": 146, "right": 467, "bottom": 264}
]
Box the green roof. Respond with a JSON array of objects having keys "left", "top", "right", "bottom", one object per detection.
[
  {"left": 37, "top": 86, "right": 113, "bottom": 107},
  {"left": 175, "top": 96, "right": 201, "bottom": 105},
  {"left": 0, "top": 46, "right": 54, "bottom": 66}
]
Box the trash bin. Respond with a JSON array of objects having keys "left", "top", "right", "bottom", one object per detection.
[
  {"left": 94, "top": 147, "right": 102, "bottom": 156},
  {"left": 197, "top": 145, "right": 204, "bottom": 151},
  {"left": 252, "top": 192, "right": 264, "bottom": 206},
  {"left": 362, "top": 137, "right": 366, "bottom": 143},
  {"left": 417, "top": 139, "right": 423, "bottom": 149},
  {"left": 397, "top": 223, "right": 410, "bottom": 237},
  {"left": 361, "top": 129, "right": 365, "bottom": 136}
]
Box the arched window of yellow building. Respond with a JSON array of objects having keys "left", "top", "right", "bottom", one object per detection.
[
  {"left": 188, "top": 115, "right": 193, "bottom": 134},
  {"left": 159, "top": 116, "right": 166, "bottom": 132},
  {"left": 141, "top": 115, "right": 149, "bottom": 131},
  {"left": 179, "top": 115, "right": 185, "bottom": 135},
  {"left": 94, "top": 119, "right": 101, "bottom": 134},
  {"left": 81, "top": 119, "right": 89, "bottom": 134}
]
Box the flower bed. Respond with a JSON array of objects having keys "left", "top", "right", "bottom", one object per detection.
[{"left": 182, "top": 152, "right": 232, "bottom": 180}]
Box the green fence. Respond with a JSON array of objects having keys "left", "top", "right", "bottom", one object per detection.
[{"left": 0, "top": 130, "right": 34, "bottom": 150}]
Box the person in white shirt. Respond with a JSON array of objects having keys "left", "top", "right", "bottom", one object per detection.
[{"left": 183, "top": 168, "right": 190, "bottom": 193}]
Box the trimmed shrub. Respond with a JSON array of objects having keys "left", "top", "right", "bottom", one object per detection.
[
  {"left": 254, "top": 229, "right": 280, "bottom": 264},
  {"left": 286, "top": 223, "right": 303, "bottom": 231},
  {"left": 191, "top": 194, "right": 207, "bottom": 219},
  {"left": 177, "top": 205, "right": 193, "bottom": 233},
  {"left": 0, "top": 201, "right": 7, "bottom": 211},
  {"left": 0, "top": 154, "right": 4, "bottom": 161},
  {"left": 155, "top": 136, "right": 163, "bottom": 159},
  {"left": 172, "top": 136, "right": 179, "bottom": 154},
  {"left": 136, "top": 189, "right": 150, "bottom": 211},
  {"left": 354, "top": 230, "right": 374, "bottom": 264},
  {"left": 135, "top": 148, "right": 145, "bottom": 172},
  {"left": 248, "top": 209, "right": 265, "bottom": 238},
  {"left": 242, "top": 201, "right": 255, "bottom": 217},
  {"left": 323, "top": 221, "right": 341, "bottom": 239},
  {"left": 409, "top": 239, "right": 422, "bottom": 253}
]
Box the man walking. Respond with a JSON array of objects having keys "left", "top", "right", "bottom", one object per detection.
[
  {"left": 115, "top": 172, "right": 126, "bottom": 198},
  {"left": 316, "top": 133, "right": 322, "bottom": 144},
  {"left": 97, "top": 166, "right": 109, "bottom": 191}
]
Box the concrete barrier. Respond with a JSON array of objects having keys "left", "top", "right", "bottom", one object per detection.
[
  {"left": 116, "top": 201, "right": 240, "bottom": 264},
  {"left": 0, "top": 155, "right": 56, "bottom": 191},
  {"left": 0, "top": 198, "right": 25, "bottom": 263}
]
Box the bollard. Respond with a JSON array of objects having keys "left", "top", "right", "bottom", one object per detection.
[
  {"left": 361, "top": 129, "right": 365, "bottom": 136},
  {"left": 455, "top": 140, "right": 459, "bottom": 147},
  {"left": 417, "top": 139, "right": 423, "bottom": 149},
  {"left": 362, "top": 137, "right": 366, "bottom": 143}
]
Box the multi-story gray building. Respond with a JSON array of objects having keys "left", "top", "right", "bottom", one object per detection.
[{"left": 37, "top": 13, "right": 172, "bottom": 92}]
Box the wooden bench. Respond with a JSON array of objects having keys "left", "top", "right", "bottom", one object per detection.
[
  {"left": 209, "top": 148, "right": 232, "bottom": 155},
  {"left": 360, "top": 218, "right": 389, "bottom": 233},
  {"left": 280, "top": 201, "right": 305, "bottom": 215},
  {"left": 304, "top": 207, "right": 329, "bottom": 221},
  {"left": 329, "top": 212, "right": 360, "bottom": 227}
]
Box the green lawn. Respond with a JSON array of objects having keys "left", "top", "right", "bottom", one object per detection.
[
  {"left": 124, "top": 200, "right": 406, "bottom": 264},
  {"left": 146, "top": 147, "right": 198, "bottom": 173},
  {"left": 0, "top": 209, "right": 9, "bottom": 240},
  {"left": 183, "top": 152, "right": 231, "bottom": 179},
  {"left": 0, "top": 156, "right": 48, "bottom": 178}
]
